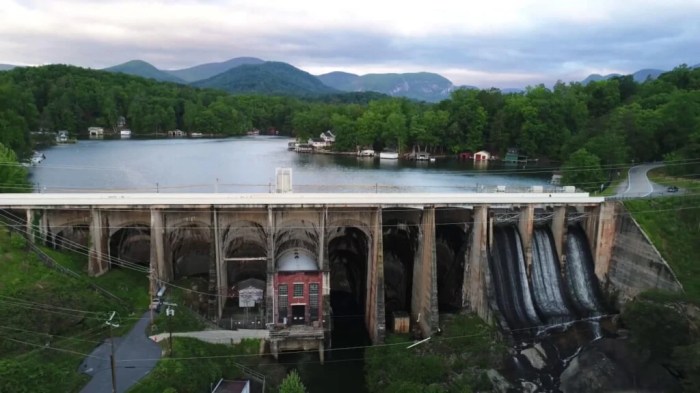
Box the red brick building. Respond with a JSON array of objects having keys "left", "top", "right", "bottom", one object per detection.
[{"left": 274, "top": 248, "right": 322, "bottom": 326}]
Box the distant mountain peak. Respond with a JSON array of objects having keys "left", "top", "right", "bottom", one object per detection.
[
  {"left": 191, "top": 61, "right": 336, "bottom": 96},
  {"left": 166, "top": 57, "right": 265, "bottom": 82},
  {"left": 104, "top": 60, "right": 184, "bottom": 83}
]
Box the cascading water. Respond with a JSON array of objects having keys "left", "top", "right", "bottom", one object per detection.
[
  {"left": 530, "top": 228, "right": 574, "bottom": 322},
  {"left": 493, "top": 223, "right": 611, "bottom": 391},
  {"left": 489, "top": 226, "right": 542, "bottom": 330},
  {"left": 512, "top": 228, "right": 542, "bottom": 326},
  {"left": 564, "top": 225, "right": 603, "bottom": 315}
]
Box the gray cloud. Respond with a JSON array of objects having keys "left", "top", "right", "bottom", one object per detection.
[{"left": 1, "top": 0, "right": 698, "bottom": 88}]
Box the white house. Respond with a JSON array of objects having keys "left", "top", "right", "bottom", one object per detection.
[
  {"left": 321, "top": 130, "right": 335, "bottom": 143},
  {"left": 88, "top": 127, "right": 104, "bottom": 137},
  {"left": 56, "top": 130, "right": 69, "bottom": 143},
  {"left": 308, "top": 138, "right": 329, "bottom": 149}
]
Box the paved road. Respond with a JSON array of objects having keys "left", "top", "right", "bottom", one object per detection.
[
  {"left": 80, "top": 312, "right": 161, "bottom": 393},
  {"left": 150, "top": 329, "right": 269, "bottom": 345},
  {"left": 617, "top": 163, "right": 665, "bottom": 198}
]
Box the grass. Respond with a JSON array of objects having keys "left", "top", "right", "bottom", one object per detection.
[
  {"left": 365, "top": 313, "right": 505, "bottom": 393},
  {"left": 150, "top": 279, "right": 207, "bottom": 335},
  {"left": 0, "top": 224, "right": 150, "bottom": 393},
  {"left": 648, "top": 167, "right": 700, "bottom": 194},
  {"left": 128, "top": 337, "right": 262, "bottom": 393},
  {"left": 600, "top": 165, "right": 630, "bottom": 196}
]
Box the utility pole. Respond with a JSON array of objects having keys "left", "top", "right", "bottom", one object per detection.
[
  {"left": 105, "top": 311, "right": 120, "bottom": 393},
  {"left": 164, "top": 302, "right": 177, "bottom": 357}
]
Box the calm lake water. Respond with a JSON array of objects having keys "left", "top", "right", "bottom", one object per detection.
[{"left": 30, "top": 136, "right": 550, "bottom": 193}]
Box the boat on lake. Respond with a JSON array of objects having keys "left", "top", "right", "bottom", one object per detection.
[
  {"left": 358, "top": 149, "right": 375, "bottom": 157},
  {"left": 379, "top": 150, "right": 399, "bottom": 159},
  {"left": 120, "top": 129, "right": 132, "bottom": 138},
  {"left": 415, "top": 152, "right": 431, "bottom": 161}
]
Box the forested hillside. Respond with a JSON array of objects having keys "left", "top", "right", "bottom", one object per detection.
[{"left": 0, "top": 64, "right": 699, "bottom": 189}]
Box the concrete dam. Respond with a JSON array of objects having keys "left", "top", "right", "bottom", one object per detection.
[{"left": 0, "top": 192, "right": 683, "bottom": 357}]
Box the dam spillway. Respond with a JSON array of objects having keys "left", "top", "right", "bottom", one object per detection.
[{"left": 490, "top": 224, "right": 605, "bottom": 332}]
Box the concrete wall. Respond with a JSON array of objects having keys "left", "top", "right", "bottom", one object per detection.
[
  {"left": 604, "top": 202, "right": 683, "bottom": 307},
  {"left": 411, "top": 207, "right": 438, "bottom": 337},
  {"left": 464, "top": 206, "right": 493, "bottom": 323},
  {"left": 28, "top": 198, "right": 677, "bottom": 344}
]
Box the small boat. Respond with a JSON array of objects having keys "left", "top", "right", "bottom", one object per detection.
[
  {"left": 415, "top": 152, "right": 431, "bottom": 161},
  {"left": 120, "top": 129, "right": 132, "bottom": 138},
  {"left": 288, "top": 141, "right": 299, "bottom": 151},
  {"left": 190, "top": 132, "right": 203, "bottom": 137},
  {"left": 296, "top": 144, "right": 313, "bottom": 153},
  {"left": 358, "top": 149, "right": 375, "bottom": 157},
  {"left": 28, "top": 151, "right": 46, "bottom": 166},
  {"left": 379, "top": 150, "right": 399, "bottom": 159}
]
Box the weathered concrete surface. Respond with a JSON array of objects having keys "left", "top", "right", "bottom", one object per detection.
[
  {"left": 593, "top": 202, "right": 617, "bottom": 282},
  {"left": 518, "top": 205, "right": 534, "bottom": 278},
  {"left": 605, "top": 203, "right": 683, "bottom": 307},
  {"left": 411, "top": 207, "right": 438, "bottom": 337},
  {"left": 464, "top": 206, "right": 493, "bottom": 323},
  {"left": 366, "top": 208, "right": 385, "bottom": 343},
  {"left": 551, "top": 206, "right": 567, "bottom": 271},
  {"left": 88, "top": 209, "right": 109, "bottom": 276}
]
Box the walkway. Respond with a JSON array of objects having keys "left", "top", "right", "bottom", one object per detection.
[
  {"left": 80, "top": 311, "right": 161, "bottom": 393},
  {"left": 149, "top": 329, "right": 269, "bottom": 345}
]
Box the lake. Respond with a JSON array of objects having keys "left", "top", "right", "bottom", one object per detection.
[{"left": 30, "top": 136, "right": 550, "bottom": 193}]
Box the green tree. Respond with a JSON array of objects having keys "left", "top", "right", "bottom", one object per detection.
[
  {"left": 561, "top": 148, "right": 605, "bottom": 191},
  {"left": 279, "top": 370, "right": 306, "bottom": 393},
  {"left": 0, "top": 143, "right": 29, "bottom": 192}
]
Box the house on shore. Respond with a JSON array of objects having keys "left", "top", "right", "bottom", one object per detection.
[
  {"left": 88, "top": 127, "right": 104, "bottom": 137},
  {"left": 474, "top": 150, "right": 491, "bottom": 161}
]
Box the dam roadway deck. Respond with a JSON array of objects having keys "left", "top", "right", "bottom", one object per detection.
[{"left": 0, "top": 192, "right": 604, "bottom": 208}]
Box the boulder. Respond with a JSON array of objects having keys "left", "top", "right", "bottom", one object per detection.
[{"left": 486, "top": 369, "right": 513, "bottom": 393}]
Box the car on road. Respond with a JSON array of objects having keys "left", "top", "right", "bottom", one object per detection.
[{"left": 667, "top": 186, "right": 679, "bottom": 193}]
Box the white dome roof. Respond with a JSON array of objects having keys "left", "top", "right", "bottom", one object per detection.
[{"left": 277, "top": 248, "right": 318, "bottom": 271}]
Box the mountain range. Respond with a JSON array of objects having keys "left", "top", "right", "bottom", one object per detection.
[
  {"left": 192, "top": 62, "right": 336, "bottom": 96},
  {"left": 165, "top": 57, "right": 264, "bottom": 82},
  {"left": 3, "top": 58, "right": 698, "bottom": 100}
]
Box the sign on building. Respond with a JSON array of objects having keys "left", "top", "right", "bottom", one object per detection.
[{"left": 238, "top": 286, "right": 263, "bottom": 308}]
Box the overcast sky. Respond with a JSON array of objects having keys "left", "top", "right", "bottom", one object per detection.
[{"left": 1, "top": 0, "right": 699, "bottom": 88}]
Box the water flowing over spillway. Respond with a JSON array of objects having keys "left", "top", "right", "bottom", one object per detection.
[
  {"left": 564, "top": 225, "right": 603, "bottom": 315},
  {"left": 531, "top": 228, "right": 574, "bottom": 322},
  {"left": 490, "top": 226, "right": 542, "bottom": 330}
]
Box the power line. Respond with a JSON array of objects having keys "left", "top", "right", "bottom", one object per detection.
[
  {"left": 0, "top": 324, "right": 105, "bottom": 344},
  {"left": 0, "top": 334, "right": 105, "bottom": 360}
]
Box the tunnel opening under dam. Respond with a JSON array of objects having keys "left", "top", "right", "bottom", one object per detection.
[
  {"left": 382, "top": 214, "right": 419, "bottom": 327},
  {"left": 435, "top": 223, "right": 468, "bottom": 313},
  {"left": 328, "top": 226, "right": 369, "bottom": 329},
  {"left": 221, "top": 224, "right": 268, "bottom": 327},
  {"left": 109, "top": 225, "right": 151, "bottom": 268},
  {"left": 50, "top": 224, "right": 89, "bottom": 252},
  {"left": 170, "top": 223, "right": 211, "bottom": 280}
]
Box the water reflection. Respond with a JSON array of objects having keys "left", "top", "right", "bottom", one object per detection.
[{"left": 30, "top": 136, "right": 550, "bottom": 193}]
